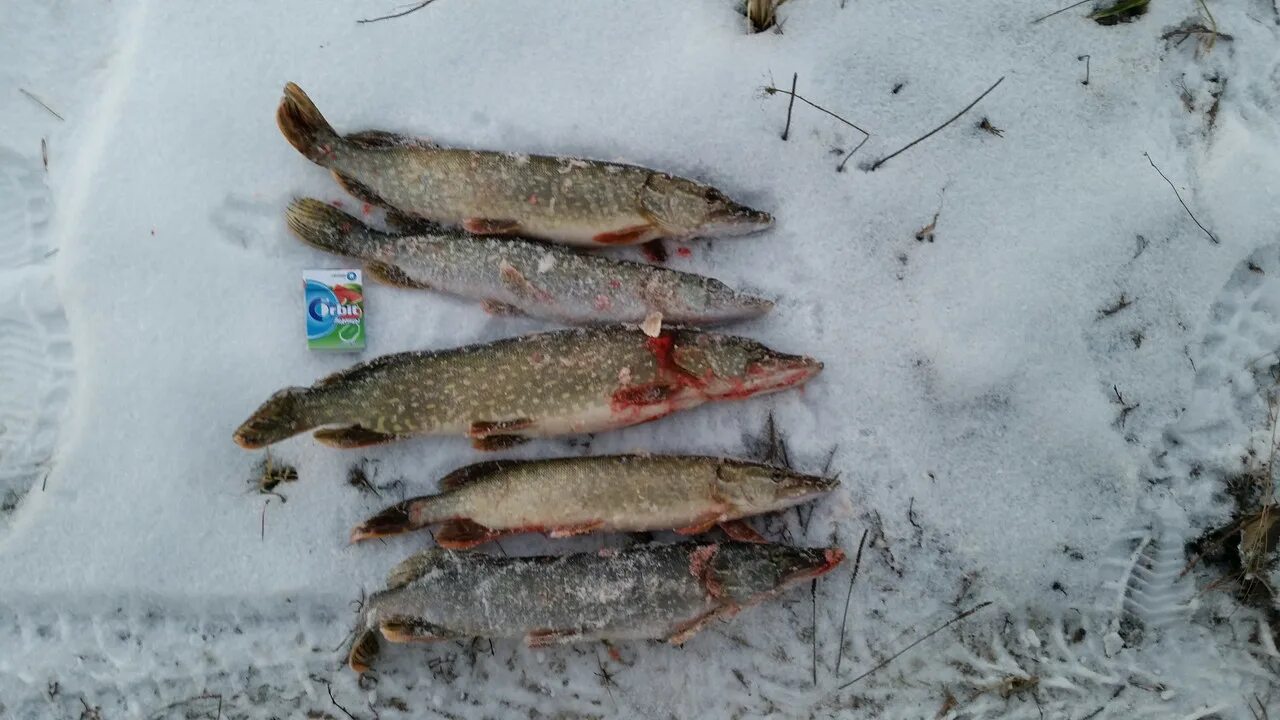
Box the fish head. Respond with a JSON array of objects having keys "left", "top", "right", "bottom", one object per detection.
[
  {"left": 680, "top": 278, "right": 775, "bottom": 323},
  {"left": 232, "top": 387, "right": 311, "bottom": 449},
  {"left": 714, "top": 462, "right": 838, "bottom": 511},
  {"left": 714, "top": 544, "right": 846, "bottom": 602},
  {"left": 640, "top": 174, "right": 773, "bottom": 239},
  {"left": 669, "top": 332, "right": 822, "bottom": 399}
]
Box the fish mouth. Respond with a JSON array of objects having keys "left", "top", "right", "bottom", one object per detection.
[
  {"left": 702, "top": 203, "right": 774, "bottom": 237},
  {"left": 789, "top": 548, "right": 846, "bottom": 582},
  {"left": 778, "top": 473, "right": 840, "bottom": 502},
  {"left": 743, "top": 354, "right": 823, "bottom": 393}
]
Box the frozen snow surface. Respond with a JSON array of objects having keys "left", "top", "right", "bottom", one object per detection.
[{"left": 2, "top": 0, "right": 1279, "bottom": 717}]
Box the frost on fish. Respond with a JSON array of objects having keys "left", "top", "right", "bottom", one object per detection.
[
  {"left": 350, "top": 542, "right": 845, "bottom": 672},
  {"left": 276, "top": 83, "right": 773, "bottom": 247},
  {"left": 350, "top": 454, "right": 839, "bottom": 545},
  {"left": 232, "top": 326, "right": 822, "bottom": 450},
  {"left": 284, "top": 198, "right": 773, "bottom": 326}
]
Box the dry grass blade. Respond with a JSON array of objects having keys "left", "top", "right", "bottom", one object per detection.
[
  {"left": 867, "top": 77, "right": 1005, "bottom": 172},
  {"left": 835, "top": 529, "right": 870, "bottom": 675},
  {"left": 1144, "top": 152, "right": 1219, "bottom": 244},
  {"left": 19, "top": 88, "right": 64, "bottom": 121},
  {"left": 837, "top": 601, "right": 993, "bottom": 690},
  {"left": 358, "top": 0, "right": 440, "bottom": 24},
  {"left": 1030, "top": 0, "right": 1093, "bottom": 24}
]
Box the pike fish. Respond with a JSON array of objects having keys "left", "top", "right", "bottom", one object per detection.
[
  {"left": 351, "top": 454, "right": 837, "bottom": 548},
  {"left": 276, "top": 83, "right": 773, "bottom": 247},
  {"left": 285, "top": 198, "right": 773, "bottom": 326},
  {"left": 232, "top": 326, "right": 821, "bottom": 451},
  {"left": 347, "top": 542, "right": 845, "bottom": 673}
]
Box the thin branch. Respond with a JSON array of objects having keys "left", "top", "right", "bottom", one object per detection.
[
  {"left": 835, "top": 529, "right": 870, "bottom": 675},
  {"left": 762, "top": 84, "right": 872, "bottom": 170},
  {"left": 1030, "top": 0, "right": 1094, "bottom": 24},
  {"left": 1144, "top": 152, "right": 1218, "bottom": 244},
  {"left": 357, "top": 0, "right": 440, "bottom": 24},
  {"left": 868, "top": 77, "right": 1004, "bottom": 172},
  {"left": 810, "top": 578, "right": 818, "bottom": 685},
  {"left": 325, "top": 681, "right": 360, "bottom": 720},
  {"left": 781, "top": 73, "right": 798, "bottom": 141},
  {"left": 838, "top": 601, "right": 993, "bottom": 690},
  {"left": 19, "top": 89, "right": 64, "bottom": 121}
]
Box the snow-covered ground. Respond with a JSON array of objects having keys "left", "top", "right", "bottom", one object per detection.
[{"left": 2, "top": 1, "right": 1279, "bottom": 717}]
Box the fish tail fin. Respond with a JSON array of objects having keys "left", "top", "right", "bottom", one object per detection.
[
  {"left": 233, "top": 386, "right": 318, "bottom": 449},
  {"left": 350, "top": 496, "right": 440, "bottom": 542},
  {"left": 277, "top": 82, "right": 344, "bottom": 165},
  {"left": 347, "top": 628, "right": 381, "bottom": 673},
  {"left": 285, "top": 198, "right": 384, "bottom": 258}
]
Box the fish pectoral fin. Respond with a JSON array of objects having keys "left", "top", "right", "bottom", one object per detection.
[
  {"left": 640, "top": 238, "right": 668, "bottom": 263},
  {"left": 365, "top": 260, "right": 431, "bottom": 290},
  {"left": 351, "top": 500, "right": 422, "bottom": 543},
  {"left": 482, "top": 299, "right": 526, "bottom": 316},
  {"left": 675, "top": 512, "right": 723, "bottom": 536},
  {"left": 611, "top": 383, "right": 678, "bottom": 408},
  {"left": 380, "top": 618, "right": 452, "bottom": 644},
  {"left": 313, "top": 425, "right": 404, "bottom": 448},
  {"left": 436, "top": 518, "right": 510, "bottom": 549},
  {"left": 345, "top": 129, "right": 437, "bottom": 150},
  {"left": 526, "top": 628, "right": 588, "bottom": 648},
  {"left": 471, "top": 434, "right": 529, "bottom": 452},
  {"left": 330, "top": 170, "right": 392, "bottom": 209},
  {"left": 438, "top": 460, "right": 511, "bottom": 491},
  {"left": 546, "top": 520, "right": 606, "bottom": 539},
  {"left": 667, "top": 604, "right": 738, "bottom": 646},
  {"left": 347, "top": 629, "right": 381, "bottom": 673},
  {"left": 718, "top": 519, "right": 768, "bottom": 544},
  {"left": 498, "top": 262, "right": 553, "bottom": 303},
  {"left": 592, "top": 224, "right": 656, "bottom": 246},
  {"left": 463, "top": 218, "right": 523, "bottom": 235},
  {"left": 468, "top": 418, "right": 535, "bottom": 438}
]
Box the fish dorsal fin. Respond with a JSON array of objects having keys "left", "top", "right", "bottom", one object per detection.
[
  {"left": 345, "top": 129, "right": 437, "bottom": 150},
  {"left": 386, "top": 548, "right": 450, "bottom": 589},
  {"left": 439, "top": 460, "right": 510, "bottom": 492},
  {"left": 314, "top": 351, "right": 422, "bottom": 389}
]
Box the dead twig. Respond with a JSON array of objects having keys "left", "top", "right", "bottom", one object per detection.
[
  {"left": 835, "top": 529, "right": 870, "bottom": 676},
  {"left": 762, "top": 84, "right": 871, "bottom": 171},
  {"left": 868, "top": 77, "right": 1005, "bottom": 172},
  {"left": 1030, "top": 0, "right": 1093, "bottom": 24},
  {"left": 19, "top": 88, "right": 64, "bottom": 121},
  {"left": 1144, "top": 152, "right": 1219, "bottom": 245},
  {"left": 357, "top": 0, "right": 440, "bottom": 24},
  {"left": 1078, "top": 55, "right": 1091, "bottom": 85},
  {"left": 325, "top": 680, "right": 360, "bottom": 720},
  {"left": 1097, "top": 294, "right": 1134, "bottom": 319},
  {"left": 781, "top": 73, "right": 798, "bottom": 141},
  {"left": 810, "top": 578, "right": 819, "bottom": 685},
  {"left": 838, "top": 601, "right": 993, "bottom": 690},
  {"left": 261, "top": 498, "right": 271, "bottom": 541}
]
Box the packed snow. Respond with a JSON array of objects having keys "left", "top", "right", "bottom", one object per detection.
[{"left": 2, "top": 0, "right": 1279, "bottom": 717}]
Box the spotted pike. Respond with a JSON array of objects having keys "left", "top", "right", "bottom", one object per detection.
[
  {"left": 232, "top": 326, "right": 821, "bottom": 450},
  {"left": 284, "top": 198, "right": 773, "bottom": 326},
  {"left": 276, "top": 83, "right": 773, "bottom": 247},
  {"left": 351, "top": 454, "right": 836, "bottom": 547},
  {"left": 347, "top": 542, "right": 844, "bottom": 673}
]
